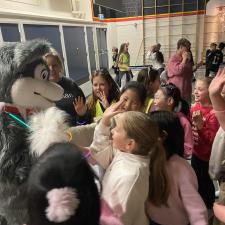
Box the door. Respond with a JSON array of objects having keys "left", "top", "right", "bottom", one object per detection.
[
  {"left": 96, "top": 28, "right": 108, "bottom": 69},
  {"left": 86, "top": 27, "right": 96, "bottom": 74}
]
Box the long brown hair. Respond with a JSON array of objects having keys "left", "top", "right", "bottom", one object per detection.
[
  {"left": 87, "top": 69, "right": 120, "bottom": 120},
  {"left": 118, "top": 43, "right": 130, "bottom": 59},
  {"left": 137, "top": 67, "right": 159, "bottom": 96},
  {"left": 119, "top": 111, "right": 170, "bottom": 206}
]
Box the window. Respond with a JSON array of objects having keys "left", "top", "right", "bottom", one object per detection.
[
  {"left": 0, "top": 23, "right": 20, "bottom": 42},
  {"left": 24, "top": 24, "right": 63, "bottom": 58},
  {"left": 156, "top": 6, "right": 169, "bottom": 14},
  {"left": 144, "top": 7, "right": 156, "bottom": 15},
  {"left": 63, "top": 26, "right": 89, "bottom": 84},
  {"left": 170, "top": 4, "right": 182, "bottom": 13},
  {"left": 170, "top": 0, "right": 180, "bottom": 5},
  {"left": 156, "top": 0, "right": 169, "bottom": 6},
  {"left": 144, "top": 0, "right": 155, "bottom": 7},
  {"left": 183, "top": 3, "right": 197, "bottom": 12}
]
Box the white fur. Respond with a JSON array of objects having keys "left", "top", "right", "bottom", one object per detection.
[
  {"left": 28, "top": 107, "right": 70, "bottom": 157},
  {"left": 11, "top": 77, "right": 64, "bottom": 109},
  {"left": 46, "top": 187, "right": 79, "bottom": 223}
]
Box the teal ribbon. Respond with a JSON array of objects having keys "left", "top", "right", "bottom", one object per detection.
[{"left": 5, "top": 112, "right": 31, "bottom": 129}]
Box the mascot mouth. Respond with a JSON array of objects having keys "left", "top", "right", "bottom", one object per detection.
[{"left": 34, "top": 92, "right": 54, "bottom": 103}]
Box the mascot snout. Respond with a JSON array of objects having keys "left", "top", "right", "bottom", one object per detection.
[{"left": 11, "top": 77, "right": 64, "bottom": 109}]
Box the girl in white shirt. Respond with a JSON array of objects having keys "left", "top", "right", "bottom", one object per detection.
[{"left": 89, "top": 100, "right": 169, "bottom": 225}]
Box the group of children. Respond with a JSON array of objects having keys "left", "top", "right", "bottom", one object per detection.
[{"left": 24, "top": 49, "right": 225, "bottom": 225}]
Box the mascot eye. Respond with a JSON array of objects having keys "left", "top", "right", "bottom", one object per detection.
[
  {"left": 34, "top": 64, "right": 49, "bottom": 81},
  {"left": 41, "top": 70, "right": 48, "bottom": 80}
]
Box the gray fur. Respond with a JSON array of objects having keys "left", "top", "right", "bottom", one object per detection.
[
  {"left": 0, "top": 39, "right": 50, "bottom": 103},
  {"left": 0, "top": 39, "right": 52, "bottom": 225}
]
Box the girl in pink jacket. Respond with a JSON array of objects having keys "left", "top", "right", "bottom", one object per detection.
[{"left": 147, "top": 111, "right": 208, "bottom": 225}]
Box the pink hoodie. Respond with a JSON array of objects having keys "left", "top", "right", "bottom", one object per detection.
[
  {"left": 146, "top": 155, "right": 208, "bottom": 225},
  {"left": 167, "top": 53, "right": 193, "bottom": 101},
  {"left": 100, "top": 199, "right": 123, "bottom": 225},
  {"left": 178, "top": 112, "right": 194, "bottom": 158}
]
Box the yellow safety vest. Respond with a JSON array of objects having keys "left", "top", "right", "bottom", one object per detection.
[
  {"left": 95, "top": 99, "right": 116, "bottom": 118},
  {"left": 144, "top": 97, "right": 154, "bottom": 113}
]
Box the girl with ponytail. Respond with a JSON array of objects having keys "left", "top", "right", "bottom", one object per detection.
[
  {"left": 153, "top": 82, "right": 193, "bottom": 159},
  {"left": 89, "top": 100, "right": 169, "bottom": 225},
  {"left": 147, "top": 111, "right": 208, "bottom": 225}
]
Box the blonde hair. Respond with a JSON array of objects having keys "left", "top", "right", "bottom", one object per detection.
[
  {"left": 196, "top": 77, "right": 212, "bottom": 88},
  {"left": 119, "top": 111, "right": 170, "bottom": 206},
  {"left": 44, "top": 48, "right": 64, "bottom": 77}
]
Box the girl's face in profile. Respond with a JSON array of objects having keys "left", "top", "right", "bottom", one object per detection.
[
  {"left": 111, "top": 115, "right": 133, "bottom": 153},
  {"left": 124, "top": 44, "right": 129, "bottom": 53},
  {"left": 119, "top": 89, "right": 142, "bottom": 112},
  {"left": 154, "top": 89, "right": 169, "bottom": 111},
  {"left": 194, "top": 80, "right": 210, "bottom": 104},
  {"left": 92, "top": 75, "right": 110, "bottom": 99}
]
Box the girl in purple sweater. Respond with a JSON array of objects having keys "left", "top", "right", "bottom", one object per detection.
[{"left": 146, "top": 111, "right": 208, "bottom": 225}]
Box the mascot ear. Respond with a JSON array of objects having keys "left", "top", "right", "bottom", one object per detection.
[{"left": 14, "top": 39, "right": 51, "bottom": 71}]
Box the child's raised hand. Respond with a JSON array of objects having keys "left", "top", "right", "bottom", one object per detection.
[
  {"left": 209, "top": 68, "right": 225, "bottom": 97},
  {"left": 73, "top": 96, "right": 87, "bottom": 116},
  {"left": 101, "top": 100, "right": 125, "bottom": 126},
  {"left": 97, "top": 91, "right": 110, "bottom": 109},
  {"left": 192, "top": 110, "right": 204, "bottom": 130}
]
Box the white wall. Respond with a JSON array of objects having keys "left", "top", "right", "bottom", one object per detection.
[
  {"left": 0, "top": 0, "right": 93, "bottom": 21},
  {"left": 107, "top": 19, "right": 144, "bottom": 67},
  {"left": 0, "top": 0, "right": 224, "bottom": 68},
  {"left": 107, "top": 14, "right": 207, "bottom": 66}
]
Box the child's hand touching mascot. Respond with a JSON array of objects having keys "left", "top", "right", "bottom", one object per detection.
[{"left": 0, "top": 39, "right": 65, "bottom": 225}]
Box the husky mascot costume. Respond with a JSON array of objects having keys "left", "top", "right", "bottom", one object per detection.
[{"left": 0, "top": 39, "right": 70, "bottom": 225}]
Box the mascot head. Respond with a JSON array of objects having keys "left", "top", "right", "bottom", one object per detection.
[{"left": 0, "top": 39, "right": 63, "bottom": 109}]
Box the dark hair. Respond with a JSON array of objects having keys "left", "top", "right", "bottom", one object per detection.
[
  {"left": 177, "top": 38, "right": 191, "bottom": 50},
  {"left": 149, "top": 111, "right": 184, "bottom": 158},
  {"left": 155, "top": 51, "right": 164, "bottom": 64},
  {"left": 137, "top": 67, "right": 159, "bottom": 92},
  {"left": 160, "top": 83, "right": 190, "bottom": 117},
  {"left": 27, "top": 143, "right": 100, "bottom": 225},
  {"left": 210, "top": 42, "right": 217, "bottom": 48},
  {"left": 87, "top": 68, "right": 120, "bottom": 119},
  {"left": 121, "top": 81, "right": 147, "bottom": 106},
  {"left": 218, "top": 42, "right": 225, "bottom": 50},
  {"left": 112, "top": 47, "right": 118, "bottom": 52}
]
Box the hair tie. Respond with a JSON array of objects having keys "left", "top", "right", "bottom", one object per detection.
[{"left": 46, "top": 187, "right": 80, "bottom": 223}]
